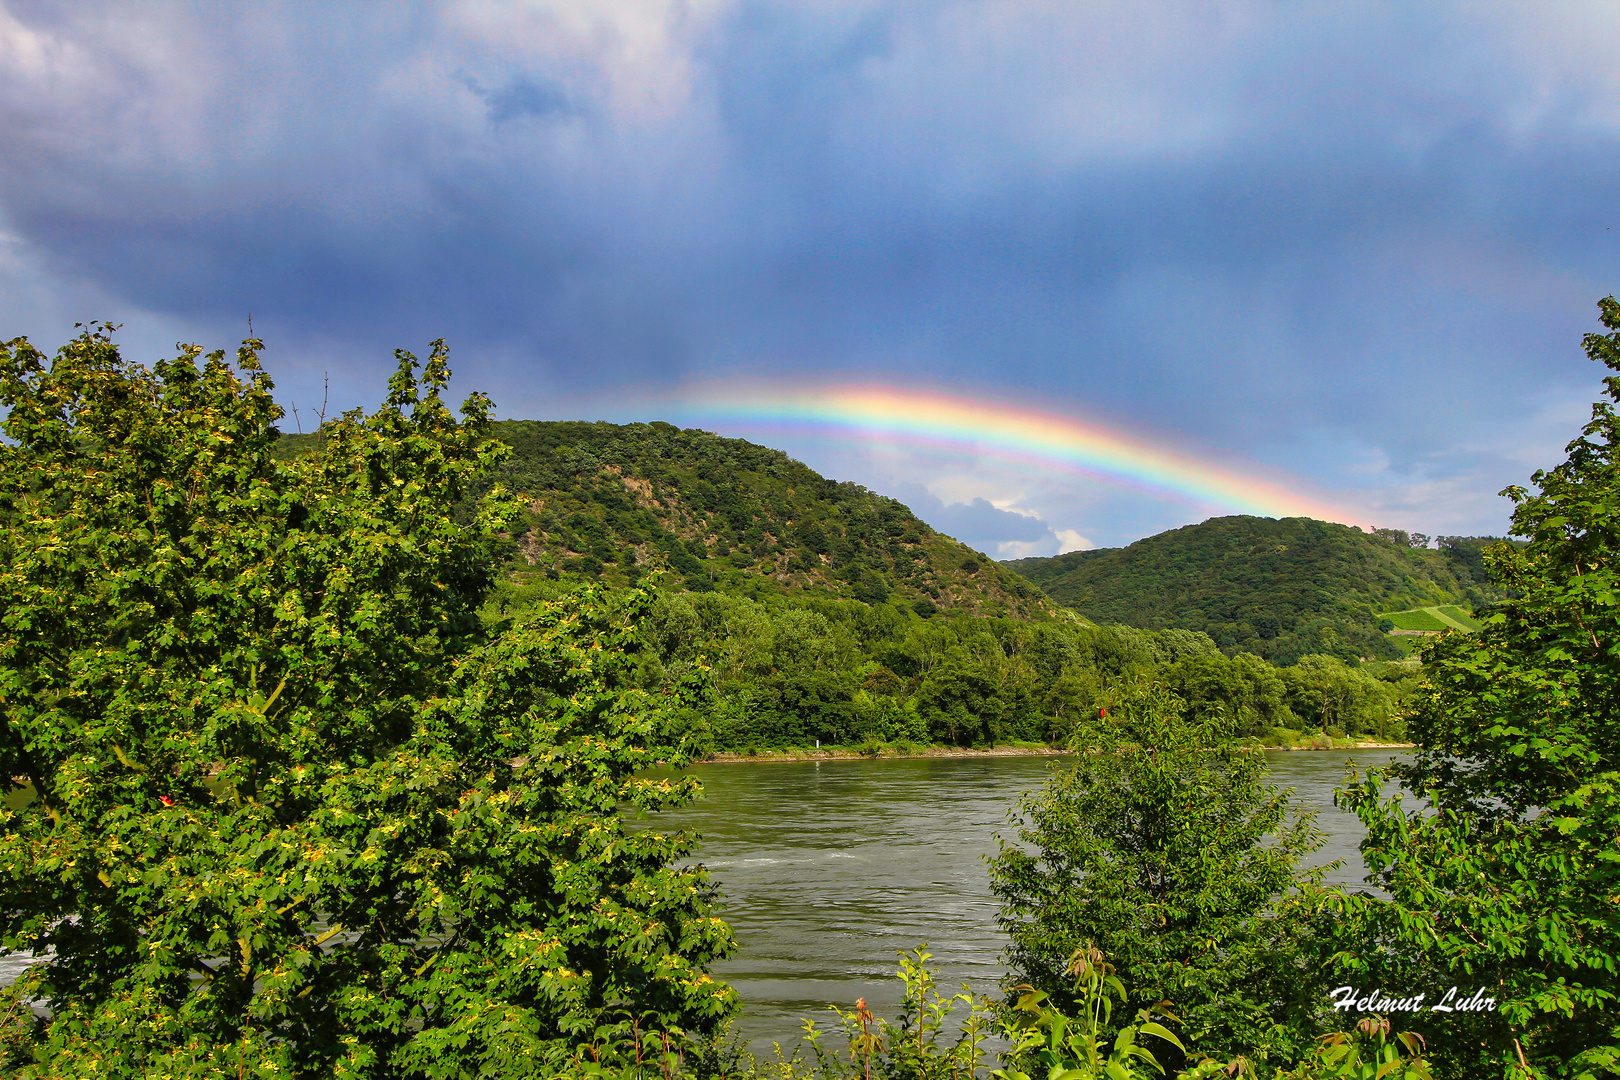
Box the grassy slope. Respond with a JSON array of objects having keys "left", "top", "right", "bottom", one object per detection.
[
  {"left": 1435, "top": 604, "right": 1484, "bottom": 631},
  {"left": 1005, "top": 515, "right": 1499, "bottom": 664},
  {"left": 279, "top": 421, "right": 1063, "bottom": 620},
  {"left": 1382, "top": 605, "right": 1482, "bottom": 633},
  {"left": 1384, "top": 609, "right": 1450, "bottom": 632}
]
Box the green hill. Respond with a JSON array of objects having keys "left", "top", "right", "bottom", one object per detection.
[
  {"left": 1004, "top": 516, "right": 1506, "bottom": 664},
  {"left": 281, "top": 420, "right": 1059, "bottom": 620}
]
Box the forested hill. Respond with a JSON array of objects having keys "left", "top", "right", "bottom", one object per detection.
[
  {"left": 1004, "top": 516, "right": 1505, "bottom": 664},
  {"left": 481, "top": 420, "right": 1063, "bottom": 617},
  {"left": 284, "top": 419, "right": 1056, "bottom": 619}
]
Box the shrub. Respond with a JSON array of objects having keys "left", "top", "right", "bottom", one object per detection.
[
  {"left": 0, "top": 330, "right": 735, "bottom": 1078},
  {"left": 990, "top": 684, "right": 1332, "bottom": 1067}
]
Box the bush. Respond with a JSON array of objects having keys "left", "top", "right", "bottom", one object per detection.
[
  {"left": 683, "top": 949, "right": 1435, "bottom": 1080},
  {"left": 990, "top": 684, "right": 1332, "bottom": 1067},
  {"left": 0, "top": 331, "right": 736, "bottom": 1077}
]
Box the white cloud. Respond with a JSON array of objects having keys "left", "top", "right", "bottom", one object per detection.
[
  {"left": 996, "top": 539, "right": 1050, "bottom": 559},
  {"left": 1053, "top": 529, "right": 1095, "bottom": 554}
]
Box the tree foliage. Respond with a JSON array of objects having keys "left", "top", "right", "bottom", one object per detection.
[
  {"left": 989, "top": 684, "right": 1332, "bottom": 1068},
  {"left": 550, "top": 586, "right": 1409, "bottom": 754},
  {"left": 634, "top": 592, "right": 1251, "bottom": 750},
  {"left": 0, "top": 329, "right": 734, "bottom": 1078},
  {"left": 1335, "top": 298, "right": 1620, "bottom": 1077}
]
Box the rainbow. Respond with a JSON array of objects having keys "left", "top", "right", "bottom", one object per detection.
[{"left": 646, "top": 383, "right": 1365, "bottom": 526}]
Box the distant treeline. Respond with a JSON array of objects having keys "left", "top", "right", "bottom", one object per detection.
[{"left": 487, "top": 580, "right": 1419, "bottom": 750}]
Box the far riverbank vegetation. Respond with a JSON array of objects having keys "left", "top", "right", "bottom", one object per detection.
[{"left": 484, "top": 579, "right": 1419, "bottom": 758}]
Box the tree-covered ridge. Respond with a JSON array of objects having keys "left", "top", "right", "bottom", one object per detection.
[
  {"left": 276, "top": 420, "right": 1052, "bottom": 618},
  {"left": 1004, "top": 515, "right": 1504, "bottom": 665},
  {"left": 431, "top": 419, "right": 1054, "bottom": 619}
]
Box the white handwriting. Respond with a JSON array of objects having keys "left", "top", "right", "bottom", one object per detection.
[{"left": 1329, "top": 986, "right": 1496, "bottom": 1013}]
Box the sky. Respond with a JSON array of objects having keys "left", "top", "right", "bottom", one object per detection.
[{"left": 2, "top": 0, "right": 1617, "bottom": 555}]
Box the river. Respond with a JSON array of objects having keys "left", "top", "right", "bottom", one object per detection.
[
  {"left": 0, "top": 748, "right": 1409, "bottom": 1053},
  {"left": 662, "top": 749, "right": 1411, "bottom": 1052}
]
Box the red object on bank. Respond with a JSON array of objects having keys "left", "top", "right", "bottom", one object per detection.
[
  {"left": 158, "top": 795, "right": 174, "bottom": 807},
  {"left": 1098, "top": 707, "right": 1108, "bottom": 718}
]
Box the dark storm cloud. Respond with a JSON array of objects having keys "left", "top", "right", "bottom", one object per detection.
[{"left": 0, "top": 1, "right": 1616, "bottom": 539}]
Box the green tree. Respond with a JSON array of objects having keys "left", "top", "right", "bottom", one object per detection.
[
  {"left": 1278, "top": 656, "right": 1400, "bottom": 740},
  {"left": 1333, "top": 300, "right": 1620, "bottom": 1077},
  {"left": 916, "top": 654, "right": 1030, "bottom": 746},
  {"left": 990, "top": 684, "right": 1330, "bottom": 1069},
  {"left": 0, "top": 329, "right": 735, "bottom": 1078},
  {"left": 1164, "top": 651, "right": 1293, "bottom": 737}
]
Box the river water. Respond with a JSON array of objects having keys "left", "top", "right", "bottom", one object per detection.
[
  {"left": 0, "top": 749, "right": 1409, "bottom": 1052},
  {"left": 662, "top": 749, "right": 1411, "bottom": 1051}
]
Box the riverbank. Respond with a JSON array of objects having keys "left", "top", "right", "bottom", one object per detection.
[
  {"left": 701, "top": 743, "right": 1068, "bottom": 763},
  {"left": 1244, "top": 737, "right": 1415, "bottom": 751},
  {"left": 699, "top": 739, "right": 1411, "bottom": 763},
  {"left": 1270, "top": 740, "right": 1414, "bottom": 750}
]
